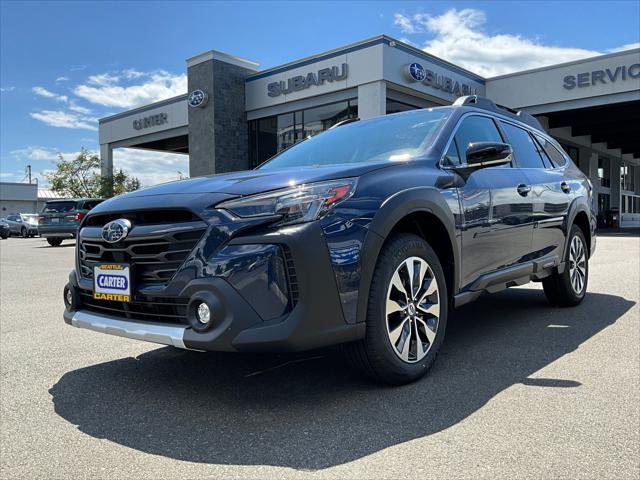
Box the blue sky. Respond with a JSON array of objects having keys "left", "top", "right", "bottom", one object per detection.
[{"left": 1, "top": 0, "right": 639, "bottom": 185}]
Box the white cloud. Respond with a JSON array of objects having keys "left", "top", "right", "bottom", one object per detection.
[
  {"left": 1, "top": 86, "right": 16, "bottom": 93},
  {"left": 30, "top": 110, "right": 97, "bottom": 131},
  {"left": 55, "top": 76, "right": 69, "bottom": 82},
  {"left": 87, "top": 73, "right": 120, "bottom": 87},
  {"left": 394, "top": 13, "right": 419, "bottom": 34},
  {"left": 74, "top": 70, "right": 187, "bottom": 108},
  {"left": 68, "top": 101, "right": 92, "bottom": 114},
  {"left": 113, "top": 149, "right": 189, "bottom": 186},
  {"left": 32, "top": 86, "right": 69, "bottom": 102},
  {"left": 9, "top": 145, "right": 188, "bottom": 187},
  {"left": 123, "top": 69, "right": 145, "bottom": 79},
  {"left": 11, "top": 146, "right": 61, "bottom": 161},
  {"left": 393, "top": 8, "right": 610, "bottom": 76},
  {"left": 608, "top": 42, "right": 640, "bottom": 53}
]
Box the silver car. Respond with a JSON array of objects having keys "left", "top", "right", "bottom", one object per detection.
[{"left": 5, "top": 213, "right": 39, "bottom": 238}]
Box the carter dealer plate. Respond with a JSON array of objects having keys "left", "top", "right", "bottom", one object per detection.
[{"left": 93, "top": 264, "right": 131, "bottom": 302}]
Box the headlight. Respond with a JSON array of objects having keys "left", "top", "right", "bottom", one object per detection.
[{"left": 217, "top": 178, "right": 357, "bottom": 226}]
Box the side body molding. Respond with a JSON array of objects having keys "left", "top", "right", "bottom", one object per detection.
[{"left": 355, "top": 187, "right": 460, "bottom": 324}]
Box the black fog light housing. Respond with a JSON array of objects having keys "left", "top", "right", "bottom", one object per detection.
[
  {"left": 63, "top": 284, "right": 80, "bottom": 311},
  {"left": 187, "top": 292, "right": 221, "bottom": 332}
]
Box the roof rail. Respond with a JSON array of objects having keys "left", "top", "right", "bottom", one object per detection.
[{"left": 453, "top": 95, "right": 545, "bottom": 132}]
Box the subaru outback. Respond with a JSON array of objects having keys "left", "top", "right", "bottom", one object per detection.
[{"left": 63, "top": 96, "right": 596, "bottom": 384}]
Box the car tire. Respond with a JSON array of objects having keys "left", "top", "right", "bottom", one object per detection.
[
  {"left": 47, "top": 238, "right": 63, "bottom": 247},
  {"left": 345, "top": 233, "right": 448, "bottom": 385},
  {"left": 543, "top": 225, "right": 588, "bottom": 307},
  {"left": 21, "top": 227, "right": 28, "bottom": 238}
]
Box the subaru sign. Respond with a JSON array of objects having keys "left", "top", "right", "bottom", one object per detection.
[{"left": 404, "top": 63, "right": 479, "bottom": 96}]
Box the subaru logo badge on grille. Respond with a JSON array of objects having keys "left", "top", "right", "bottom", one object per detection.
[{"left": 102, "top": 219, "right": 132, "bottom": 243}]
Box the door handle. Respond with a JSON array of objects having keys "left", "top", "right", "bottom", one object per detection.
[
  {"left": 517, "top": 184, "right": 531, "bottom": 196},
  {"left": 560, "top": 182, "right": 571, "bottom": 193}
]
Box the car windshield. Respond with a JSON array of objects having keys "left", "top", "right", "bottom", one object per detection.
[
  {"left": 42, "top": 201, "right": 77, "bottom": 213},
  {"left": 21, "top": 214, "right": 37, "bottom": 223},
  {"left": 258, "top": 108, "right": 451, "bottom": 170}
]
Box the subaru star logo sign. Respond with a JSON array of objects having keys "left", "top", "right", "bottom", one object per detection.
[
  {"left": 405, "top": 63, "right": 426, "bottom": 82},
  {"left": 101, "top": 219, "right": 132, "bottom": 244},
  {"left": 188, "top": 89, "right": 208, "bottom": 108}
]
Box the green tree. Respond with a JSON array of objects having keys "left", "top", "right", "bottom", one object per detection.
[{"left": 45, "top": 148, "right": 141, "bottom": 198}]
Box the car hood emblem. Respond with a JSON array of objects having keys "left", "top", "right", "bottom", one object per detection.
[{"left": 102, "top": 219, "right": 132, "bottom": 243}]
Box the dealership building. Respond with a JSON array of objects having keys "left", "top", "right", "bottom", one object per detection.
[{"left": 98, "top": 35, "right": 640, "bottom": 227}]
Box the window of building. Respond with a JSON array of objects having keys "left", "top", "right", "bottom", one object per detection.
[
  {"left": 249, "top": 99, "right": 358, "bottom": 167},
  {"left": 598, "top": 193, "right": 610, "bottom": 215},
  {"left": 453, "top": 115, "right": 504, "bottom": 164},
  {"left": 386, "top": 99, "right": 420, "bottom": 114},
  {"left": 598, "top": 157, "right": 611, "bottom": 188},
  {"left": 500, "top": 122, "right": 545, "bottom": 169},
  {"left": 621, "top": 164, "right": 636, "bottom": 192}
]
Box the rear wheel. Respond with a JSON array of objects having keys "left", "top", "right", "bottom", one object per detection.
[
  {"left": 47, "top": 238, "right": 63, "bottom": 247},
  {"left": 345, "top": 233, "right": 448, "bottom": 385},
  {"left": 543, "top": 225, "right": 588, "bottom": 307}
]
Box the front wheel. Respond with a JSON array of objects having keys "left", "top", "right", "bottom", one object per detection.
[
  {"left": 47, "top": 238, "right": 63, "bottom": 247},
  {"left": 21, "top": 227, "right": 28, "bottom": 238},
  {"left": 345, "top": 233, "right": 448, "bottom": 385},
  {"left": 543, "top": 225, "right": 588, "bottom": 307}
]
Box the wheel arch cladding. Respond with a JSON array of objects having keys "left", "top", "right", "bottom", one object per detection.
[
  {"left": 572, "top": 210, "right": 591, "bottom": 257},
  {"left": 357, "top": 187, "right": 459, "bottom": 324},
  {"left": 564, "top": 196, "right": 592, "bottom": 259}
]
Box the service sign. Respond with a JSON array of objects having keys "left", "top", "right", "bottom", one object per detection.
[{"left": 94, "top": 264, "right": 131, "bottom": 302}]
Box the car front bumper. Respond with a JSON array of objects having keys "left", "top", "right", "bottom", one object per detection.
[{"left": 64, "top": 221, "right": 364, "bottom": 352}]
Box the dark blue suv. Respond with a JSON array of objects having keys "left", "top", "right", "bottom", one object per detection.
[{"left": 63, "top": 96, "right": 596, "bottom": 384}]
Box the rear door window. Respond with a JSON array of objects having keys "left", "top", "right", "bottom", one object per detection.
[
  {"left": 500, "top": 122, "right": 546, "bottom": 169},
  {"left": 452, "top": 115, "right": 504, "bottom": 164},
  {"left": 42, "top": 201, "right": 77, "bottom": 213}
]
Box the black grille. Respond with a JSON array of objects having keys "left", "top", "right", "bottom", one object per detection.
[
  {"left": 84, "top": 209, "right": 199, "bottom": 227},
  {"left": 282, "top": 246, "right": 299, "bottom": 305},
  {"left": 79, "top": 216, "right": 207, "bottom": 286},
  {"left": 78, "top": 289, "right": 188, "bottom": 324}
]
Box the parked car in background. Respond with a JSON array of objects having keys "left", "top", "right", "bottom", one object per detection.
[
  {"left": 0, "top": 218, "right": 10, "bottom": 239},
  {"left": 38, "top": 199, "right": 104, "bottom": 246},
  {"left": 5, "top": 213, "right": 39, "bottom": 238}
]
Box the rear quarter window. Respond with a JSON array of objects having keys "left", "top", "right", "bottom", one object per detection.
[{"left": 535, "top": 134, "right": 568, "bottom": 168}]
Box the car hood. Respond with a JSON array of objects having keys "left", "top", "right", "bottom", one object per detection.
[
  {"left": 88, "top": 162, "right": 395, "bottom": 216},
  {"left": 116, "top": 162, "right": 393, "bottom": 198}
]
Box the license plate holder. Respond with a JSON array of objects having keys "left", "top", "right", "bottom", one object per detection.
[
  {"left": 93, "top": 264, "right": 132, "bottom": 302},
  {"left": 51, "top": 218, "right": 60, "bottom": 223}
]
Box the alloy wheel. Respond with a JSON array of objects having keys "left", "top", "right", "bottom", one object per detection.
[
  {"left": 385, "top": 256, "right": 440, "bottom": 363},
  {"left": 568, "top": 235, "right": 586, "bottom": 294}
]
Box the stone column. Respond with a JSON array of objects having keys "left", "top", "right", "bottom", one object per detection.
[{"left": 186, "top": 51, "right": 259, "bottom": 177}]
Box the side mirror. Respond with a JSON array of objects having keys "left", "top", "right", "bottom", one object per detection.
[{"left": 465, "top": 142, "right": 513, "bottom": 168}]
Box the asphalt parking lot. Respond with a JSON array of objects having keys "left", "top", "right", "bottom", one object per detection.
[{"left": 1, "top": 232, "right": 638, "bottom": 479}]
